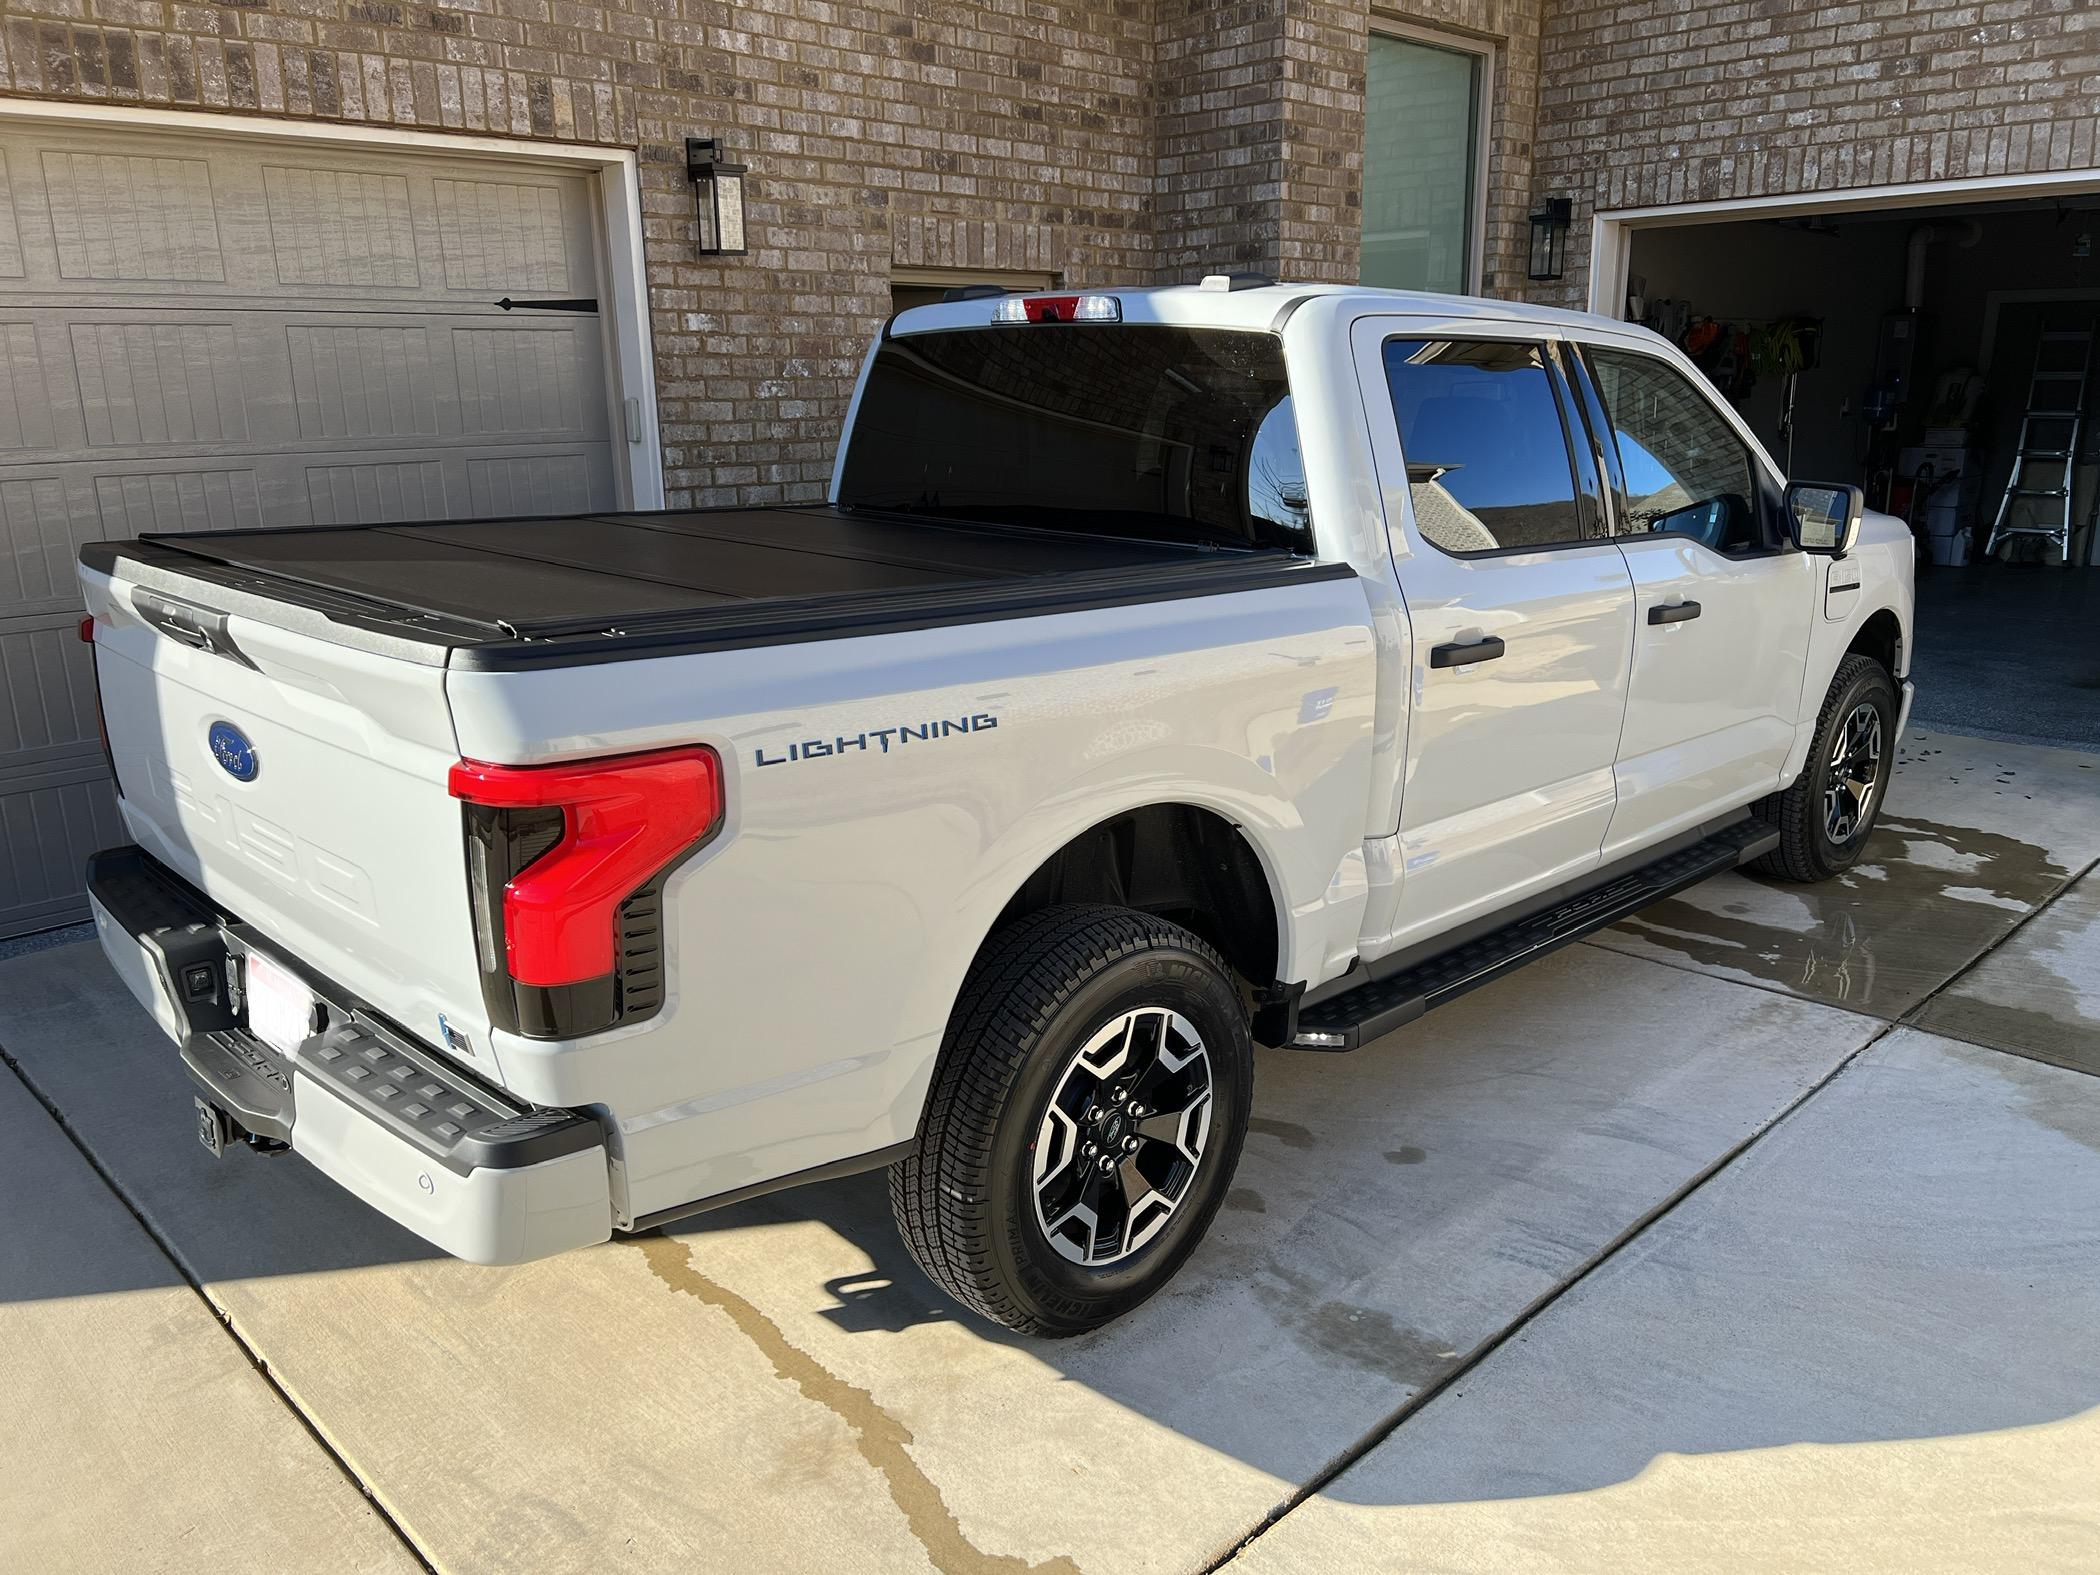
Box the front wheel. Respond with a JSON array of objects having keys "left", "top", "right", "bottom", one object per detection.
[
  {"left": 890, "top": 905, "right": 1253, "bottom": 1336},
  {"left": 1752, "top": 653, "right": 1898, "bottom": 882}
]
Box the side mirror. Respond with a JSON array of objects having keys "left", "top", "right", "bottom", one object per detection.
[{"left": 1786, "top": 481, "right": 1863, "bottom": 556}]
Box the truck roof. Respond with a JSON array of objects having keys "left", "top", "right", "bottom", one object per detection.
[{"left": 889, "top": 281, "right": 1633, "bottom": 340}]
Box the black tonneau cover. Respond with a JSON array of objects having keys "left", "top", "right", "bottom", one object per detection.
[{"left": 82, "top": 505, "right": 1345, "bottom": 670}]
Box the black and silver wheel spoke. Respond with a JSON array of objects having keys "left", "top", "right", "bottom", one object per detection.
[{"left": 1031, "top": 1006, "right": 1213, "bottom": 1267}]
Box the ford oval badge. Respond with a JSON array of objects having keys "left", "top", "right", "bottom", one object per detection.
[{"left": 208, "top": 721, "right": 258, "bottom": 782}]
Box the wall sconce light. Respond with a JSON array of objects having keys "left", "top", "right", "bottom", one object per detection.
[
  {"left": 1528, "top": 197, "right": 1573, "bottom": 282},
  {"left": 687, "top": 137, "right": 749, "bottom": 257}
]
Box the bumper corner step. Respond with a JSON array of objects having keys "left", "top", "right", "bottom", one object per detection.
[{"left": 85, "top": 842, "right": 603, "bottom": 1176}]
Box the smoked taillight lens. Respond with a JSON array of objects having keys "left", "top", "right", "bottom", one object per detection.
[{"left": 449, "top": 746, "right": 722, "bottom": 1039}]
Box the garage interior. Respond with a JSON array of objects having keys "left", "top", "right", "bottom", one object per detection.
[{"left": 1624, "top": 193, "right": 2100, "bottom": 753}]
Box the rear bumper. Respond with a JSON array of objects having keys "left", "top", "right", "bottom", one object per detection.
[{"left": 86, "top": 845, "right": 613, "bottom": 1265}]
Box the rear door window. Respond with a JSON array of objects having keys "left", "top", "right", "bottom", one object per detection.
[{"left": 1382, "top": 338, "right": 1593, "bottom": 554}]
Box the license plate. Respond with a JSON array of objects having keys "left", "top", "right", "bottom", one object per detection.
[{"left": 244, "top": 950, "right": 315, "bottom": 1060}]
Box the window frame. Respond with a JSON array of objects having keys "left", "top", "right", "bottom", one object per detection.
[
  {"left": 1568, "top": 340, "right": 1789, "bottom": 559},
  {"left": 1379, "top": 331, "right": 1603, "bottom": 561},
  {"left": 1362, "top": 21, "right": 1494, "bottom": 296}
]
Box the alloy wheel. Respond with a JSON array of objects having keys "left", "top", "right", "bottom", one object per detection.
[
  {"left": 1824, "top": 700, "right": 1884, "bottom": 844},
  {"left": 1030, "top": 1007, "right": 1214, "bottom": 1267}
]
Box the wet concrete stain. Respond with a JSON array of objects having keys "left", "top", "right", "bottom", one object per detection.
[
  {"left": 1225, "top": 1187, "right": 1267, "bottom": 1213},
  {"left": 1253, "top": 1261, "right": 1459, "bottom": 1387},
  {"left": 1605, "top": 813, "right": 2071, "bottom": 1017},
  {"left": 1914, "top": 876, "right": 2100, "bottom": 1077},
  {"left": 1292, "top": 1301, "right": 1460, "bottom": 1385},
  {"left": 1948, "top": 1034, "right": 2100, "bottom": 1158},
  {"left": 1247, "top": 1116, "right": 1316, "bottom": 1150},
  {"left": 640, "top": 1235, "right": 1079, "bottom": 1575},
  {"left": 1384, "top": 1146, "right": 1427, "bottom": 1165},
  {"left": 1920, "top": 991, "right": 2100, "bottom": 1078}
]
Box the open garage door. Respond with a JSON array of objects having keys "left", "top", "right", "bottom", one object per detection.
[
  {"left": 1604, "top": 187, "right": 2100, "bottom": 752},
  {"left": 0, "top": 122, "right": 621, "bottom": 936}
]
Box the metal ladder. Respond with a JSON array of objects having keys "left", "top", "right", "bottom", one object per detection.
[{"left": 1984, "top": 327, "right": 2094, "bottom": 563}]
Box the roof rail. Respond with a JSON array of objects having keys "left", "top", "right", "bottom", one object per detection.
[
  {"left": 942, "top": 284, "right": 1011, "bottom": 302},
  {"left": 1199, "top": 271, "right": 1276, "bottom": 292}
]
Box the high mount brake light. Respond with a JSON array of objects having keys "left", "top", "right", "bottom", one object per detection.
[
  {"left": 991, "top": 294, "right": 1121, "bottom": 325},
  {"left": 449, "top": 745, "right": 722, "bottom": 1039}
]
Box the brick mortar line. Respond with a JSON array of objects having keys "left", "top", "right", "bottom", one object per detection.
[
  {"left": 1207, "top": 849, "right": 2100, "bottom": 1570},
  {"left": 0, "top": 1040, "right": 439, "bottom": 1575}
]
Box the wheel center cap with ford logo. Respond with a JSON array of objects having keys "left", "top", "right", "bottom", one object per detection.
[{"left": 208, "top": 721, "right": 259, "bottom": 782}]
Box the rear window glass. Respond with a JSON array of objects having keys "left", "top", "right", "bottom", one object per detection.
[{"left": 836, "top": 324, "right": 1312, "bottom": 553}]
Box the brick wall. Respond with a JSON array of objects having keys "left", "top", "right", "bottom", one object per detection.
[
  {"left": 0, "top": 0, "right": 1160, "bottom": 508},
  {"left": 1531, "top": 0, "right": 2100, "bottom": 311},
  {"left": 0, "top": 0, "right": 1559, "bottom": 508},
  {"left": 1154, "top": 0, "right": 1542, "bottom": 294}
]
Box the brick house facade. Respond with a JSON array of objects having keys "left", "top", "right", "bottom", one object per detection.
[{"left": 0, "top": 0, "right": 2090, "bottom": 504}]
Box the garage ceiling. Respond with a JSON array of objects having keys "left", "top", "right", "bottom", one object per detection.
[{"left": 0, "top": 122, "right": 618, "bottom": 936}]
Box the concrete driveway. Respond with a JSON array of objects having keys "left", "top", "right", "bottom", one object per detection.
[{"left": 4, "top": 725, "right": 2098, "bottom": 1573}]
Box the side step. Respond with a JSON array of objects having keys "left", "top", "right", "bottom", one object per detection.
[{"left": 1290, "top": 819, "right": 1779, "bottom": 1051}]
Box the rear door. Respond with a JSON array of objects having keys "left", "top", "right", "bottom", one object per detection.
[
  {"left": 1352, "top": 317, "right": 1636, "bottom": 955},
  {"left": 1571, "top": 342, "right": 1813, "bottom": 859}
]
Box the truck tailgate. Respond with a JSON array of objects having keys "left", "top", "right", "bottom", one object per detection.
[{"left": 81, "top": 564, "right": 493, "bottom": 1067}]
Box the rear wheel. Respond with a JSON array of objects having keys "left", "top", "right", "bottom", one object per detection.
[
  {"left": 890, "top": 905, "right": 1252, "bottom": 1336},
  {"left": 1752, "top": 654, "right": 1897, "bottom": 882}
]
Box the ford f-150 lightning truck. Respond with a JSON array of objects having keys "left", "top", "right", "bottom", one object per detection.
[{"left": 80, "top": 279, "right": 1915, "bottom": 1334}]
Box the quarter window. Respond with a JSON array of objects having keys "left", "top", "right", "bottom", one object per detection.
[
  {"left": 1383, "top": 337, "right": 1590, "bottom": 554},
  {"left": 1588, "top": 350, "right": 1763, "bottom": 553}
]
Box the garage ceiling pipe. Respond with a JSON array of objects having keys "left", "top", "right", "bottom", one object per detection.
[{"left": 1906, "top": 218, "right": 1984, "bottom": 311}]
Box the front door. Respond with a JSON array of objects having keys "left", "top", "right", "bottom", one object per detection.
[
  {"left": 1352, "top": 319, "right": 1637, "bottom": 957},
  {"left": 1571, "top": 343, "right": 1814, "bottom": 860}
]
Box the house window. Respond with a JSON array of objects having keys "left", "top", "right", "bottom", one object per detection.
[{"left": 1361, "top": 32, "right": 1485, "bottom": 294}]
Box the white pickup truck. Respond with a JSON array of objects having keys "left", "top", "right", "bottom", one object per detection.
[{"left": 81, "top": 279, "right": 1913, "bottom": 1334}]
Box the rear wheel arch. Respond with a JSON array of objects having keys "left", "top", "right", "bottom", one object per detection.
[{"left": 982, "top": 801, "right": 1284, "bottom": 1001}]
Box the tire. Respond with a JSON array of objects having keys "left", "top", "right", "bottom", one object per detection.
[
  {"left": 890, "top": 905, "right": 1253, "bottom": 1336},
  {"left": 1751, "top": 654, "right": 1898, "bottom": 883}
]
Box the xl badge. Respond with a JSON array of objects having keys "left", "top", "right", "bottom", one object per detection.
[{"left": 208, "top": 720, "right": 259, "bottom": 782}]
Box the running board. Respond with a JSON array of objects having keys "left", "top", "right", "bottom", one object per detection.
[{"left": 1290, "top": 819, "right": 1780, "bottom": 1051}]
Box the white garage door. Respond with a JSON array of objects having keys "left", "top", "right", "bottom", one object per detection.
[{"left": 0, "top": 123, "right": 619, "bottom": 936}]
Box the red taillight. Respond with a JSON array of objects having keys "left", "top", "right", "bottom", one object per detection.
[
  {"left": 79, "top": 616, "right": 95, "bottom": 643},
  {"left": 449, "top": 746, "right": 721, "bottom": 1021}
]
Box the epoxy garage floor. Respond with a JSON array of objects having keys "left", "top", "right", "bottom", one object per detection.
[{"left": 4, "top": 726, "right": 2100, "bottom": 1574}]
